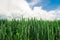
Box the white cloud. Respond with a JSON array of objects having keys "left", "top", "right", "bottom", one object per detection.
[
  {"left": 28, "top": 0, "right": 41, "bottom": 7},
  {"left": 0, "top": 0, "right": 60, "bottom": 20},
  {"left": 0, "top": 0, "right": 33, "bottom": 19}
]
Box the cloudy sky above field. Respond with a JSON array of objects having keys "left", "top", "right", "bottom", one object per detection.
[
  {"left": 26, "top": 0, "right": 60, "bottom": 20},
  {"left": 0, "top": 0, "right": 60, "bottom": 20},
  {"left": 27, "top": 0, "right": 60, "bottom": 10}
]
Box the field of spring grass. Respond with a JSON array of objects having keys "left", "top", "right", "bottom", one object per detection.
[{"left": 0, "top": 19, "right": 60, "bottom": 40}]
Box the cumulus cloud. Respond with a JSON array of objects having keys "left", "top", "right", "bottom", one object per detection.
[
  {"left": 33, "top": 7, "right": 60, "bottom": 20},
  {"left": 0, "top": 0, "right": 33, "bottom": 19},
  {"left": 0, "top": 0, "right": 60, "bottom": 20},
  {"left": 28, "top": 0, "right": 41, "bottom": 7}
]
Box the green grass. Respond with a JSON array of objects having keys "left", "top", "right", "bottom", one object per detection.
[{"left": 0, "top": 19, "right": 60, "bottom": 40}]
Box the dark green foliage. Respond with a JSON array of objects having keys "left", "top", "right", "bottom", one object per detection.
[{"left": 0, "top": 19, "right": 60, "bottom": 40}]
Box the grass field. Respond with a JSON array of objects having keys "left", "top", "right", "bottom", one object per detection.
[{"left": 0, "top": 19, "right": 60, "bottom": 40}]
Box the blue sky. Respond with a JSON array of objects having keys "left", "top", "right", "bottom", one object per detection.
[{"left": 27, "top": 0, "right": 60, "bottom": 11}]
